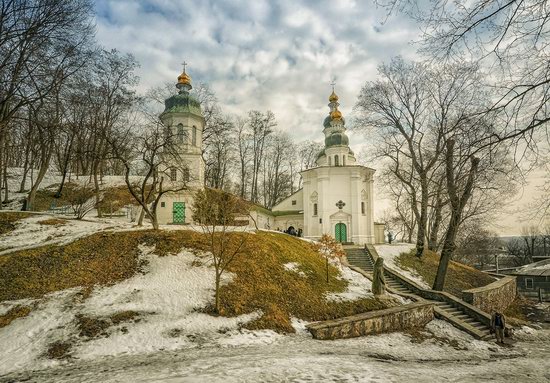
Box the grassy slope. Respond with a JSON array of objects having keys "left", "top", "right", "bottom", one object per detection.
[
  {"left": 0, "top": 212, "right": 33, "bottom": 236},
  {"left": 396, "top": 249, "right": 495, "bottom": 296},
  {"left": 0, "top": 230, "right": 388, "bottom": 333}
]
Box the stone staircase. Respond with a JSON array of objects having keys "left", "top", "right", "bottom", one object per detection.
[{"left": 344, "top": 246, "right": 493, "bottom": 341}]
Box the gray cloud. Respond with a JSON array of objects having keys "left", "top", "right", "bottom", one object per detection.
[{"left": 94, "top": 0, "right": 421, "bottom": 144}]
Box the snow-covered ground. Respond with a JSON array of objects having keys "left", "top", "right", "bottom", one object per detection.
[
  {"left": 0, "top": 214, "right": 136, "bottom": 254},
  {"left": 374, "top": 243, "right": 431, "bottom": 289},
  {"left": 2, "top": 320, "right": 548, "bottom": 382},
  {"left": 0, "top": 237, "right": 385, "bottom": 378}
]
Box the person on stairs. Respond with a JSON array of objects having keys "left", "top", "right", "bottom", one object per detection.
[{"left": 490, "top": 311, "right": 506, "bottom": 344}]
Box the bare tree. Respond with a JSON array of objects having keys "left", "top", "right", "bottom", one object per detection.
[
  {"left": 110, "top": 120, "right": 191, "bottom": 230},
  {"left": 433, "top": 138, "right": 481, "bottom": 290},
  {"left": 377, "top": 0, "right": 550, "bottom": 151},
  {"left": 192, "top": 188, "right": 251, "bottom": 314},
  {"left": 0, "top": 0, "right": 95, "bottom": 209}
]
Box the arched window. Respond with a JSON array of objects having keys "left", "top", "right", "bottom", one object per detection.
[
  {"left": 177, "top": 124, "right": 184, "bottom": 143},
  {"left": 170, "top": 167, "right": 177, "bottom": 182},
  {"left": 313, "top": 203, "right": 318, "bottom": 216},
  {"left": 183, "top": 167, "right": 190, "bottom": 182},
  {"left": 192, "top": 126, "right": 197, "bottom": 146},
  {"left": 361, "top": 202, "right": 365, "bottom": 215},
  {"left": 328, "top": 156, "right": 331, "bottom": 166},
  {"left": 343, "top": 155, "right": 346, "bottom": 166},
  {"left": 334, "top": 155, "right": 339, "bottom": 166}
]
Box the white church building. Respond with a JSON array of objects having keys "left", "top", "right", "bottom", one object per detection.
[
  {"left": 251, "top": 89, "right": 385, "bottom": 245},
  {"left": 155, "top": 67, "right": 384, "bottom": 245}
]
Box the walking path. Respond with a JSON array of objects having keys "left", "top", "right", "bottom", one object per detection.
[{"left": 344, "top": 245, "right": 493, "bottom": 340}]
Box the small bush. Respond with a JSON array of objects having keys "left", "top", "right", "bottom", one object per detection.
[
  {"left": 37, "top": 218, "right": 67, "bottom": 226},
  {"left": 46, "top": 341, "right": 72, "bottom": 359},
  {"left": 65, "top": 186, "right": 96, "bottom": 219}
]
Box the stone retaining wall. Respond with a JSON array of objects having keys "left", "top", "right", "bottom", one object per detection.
[
  {"left": 462, "top": 276, "right": 517, "bottom": 314},
  {"left": 306, "top": 302, "right": 434, "bottom": 340}
]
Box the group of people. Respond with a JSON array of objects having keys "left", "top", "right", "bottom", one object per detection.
[{"left": 276, "top": 226, "right": 303, "bottom": 237}]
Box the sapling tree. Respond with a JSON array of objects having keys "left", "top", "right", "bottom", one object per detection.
[
  {"left": 193, "top": 188, "right": 252, "bottom": 314},
  {"left": 315, "top": 234, "right": 345, "bottom": 283}
]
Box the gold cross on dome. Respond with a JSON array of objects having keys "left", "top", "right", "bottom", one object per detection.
[
  {"left": 330, "top": 80, "right": 336, "bottom": 92},
  {"left": 181, "top": 61, "right": 187, "bottom": 72}
]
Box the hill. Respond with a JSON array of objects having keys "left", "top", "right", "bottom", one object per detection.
[{"left": 0, "top": 219, "right": 393, "bottom": 372}]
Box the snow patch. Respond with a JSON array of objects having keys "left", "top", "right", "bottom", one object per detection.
[
  {"left": 326, "top": 266, "right": 374, "bottom": 301},
  {"left": 0, "top": 289, "right": 80, "bottom": 375},
  {"left": 75, "top": 245, "right": 259, "bottom": 359},
  {"left": 283, "top": 262, "right": 306, "bottom": 277},
  {"left": 0, "top": 214, "right": 134, "bottom": 255},
  {"left": 217, "top": 329, "right": 282, "bottom": 347}
]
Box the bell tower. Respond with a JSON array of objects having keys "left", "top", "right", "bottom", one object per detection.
[
  {"left": 315, "top": 84, "right": 357, "bottom": 167},
  {"left": 159, "top": 63, "right": 205, "bottom": 187}
]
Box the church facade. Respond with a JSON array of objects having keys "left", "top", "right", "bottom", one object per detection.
[
  {"left": 155, "top": 67, "right": 383, "bottom": 244},
  {"left": 252, "top": 89, "right": 384, "bottom": 245}
]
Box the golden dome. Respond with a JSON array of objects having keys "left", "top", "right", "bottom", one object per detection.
[
  {"left": 331, "top": 109, "right": 342, "bottom": 120},
  {"left": 329, "top": 90, "right": 339, "bottom": 102},
  {"left": 178, "top": 71, "right": 192, "bottom": 85}
]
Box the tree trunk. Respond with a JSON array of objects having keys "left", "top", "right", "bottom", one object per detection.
[
  {"left": 93, "top": 161, "right": 102, "bottom": 217},
  {"left": 215, "top": 272, "right": 221, "bottom": 314},
  {"left": 428, "top": 197, "right": 443, "bottom": 251},
  {"left": 415, "top": 183, "right": 429, "bottom": 257},
  {"left": 433, "top": 140, "right": 479, "bottom": 291},
  {"left": 433, "top": 212, "right": 460, "bottom": 290},
  {"left": 137, "top": 208, "right": 145, "bottom": 226},
  {"left": 27, "top": 158, "right": 50, "bottom": 211}
]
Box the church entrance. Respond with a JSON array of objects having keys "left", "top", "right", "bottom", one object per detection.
[
  {"left": 172, "top": 202, "right": 186, "bottom": 224},
  {"left": 335, "top": 223, "right": 347, "bottom": 243}
]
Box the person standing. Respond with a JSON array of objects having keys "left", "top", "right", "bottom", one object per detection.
[{"left": 490, "top": 311, "right": 506, "bottom": 344}]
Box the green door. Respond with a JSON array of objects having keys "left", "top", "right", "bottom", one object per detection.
[
  {"left": 172, "top": 202, "right": 186, "bottom": 224},
  {"left": 335, "top": 223, "right": 347, "bottom": 243}
]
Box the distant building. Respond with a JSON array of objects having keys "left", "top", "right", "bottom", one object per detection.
[{"left": 511, "top": 259, "right": 550, "bottom": 301}]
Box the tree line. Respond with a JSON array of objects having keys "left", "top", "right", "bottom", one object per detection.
[{"left": 354, "top": 0, "right": 550, "bottom": 289}]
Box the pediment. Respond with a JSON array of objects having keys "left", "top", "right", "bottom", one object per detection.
[{"left": 330, "top": 210, "right": 351, "bottom": 220}]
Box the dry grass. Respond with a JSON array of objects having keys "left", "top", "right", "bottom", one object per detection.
[
  {"left": 97, "top": 185, "right": 137, "bottom": 215},
  {"left": 32, "top": 182, "right": 80, "bottom": 211},
  {"left": 504, "top": 295, "right": 547, "bottom": 325},
  {"left": 75, "top": 311, "right": 142, "bottom": 339},
  {"left": 45, "top": 341, "right": 72, "bottom": 359},
  {"left": 0, "top": 212, "right": 33, "bottom": 235},
  {"left": 37, "top": 218, "right": 67, "bottom": 226},
  {"left": 396, "top": 249, "right": 495, "bottom": 296},
  {"left": 0, "top": 305, "right": 33, "bottom": 328},
  {"left": 0, "top": 232, "right": 146, "bottom": 302},
  {"left": 0, "top": 229, "right": 390, "bottom": 333}
]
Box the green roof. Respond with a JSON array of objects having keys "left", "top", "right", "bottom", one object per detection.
[
  {"left": 252, "top": 205, "right": 303, "bottom": 217},
  {"left": 162, "top": 91, "right": 203, "bottom": 117}
]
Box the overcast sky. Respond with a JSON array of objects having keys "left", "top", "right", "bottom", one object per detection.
[{"left": 94, "top": 0, "right": 545, "bottom": 236}]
